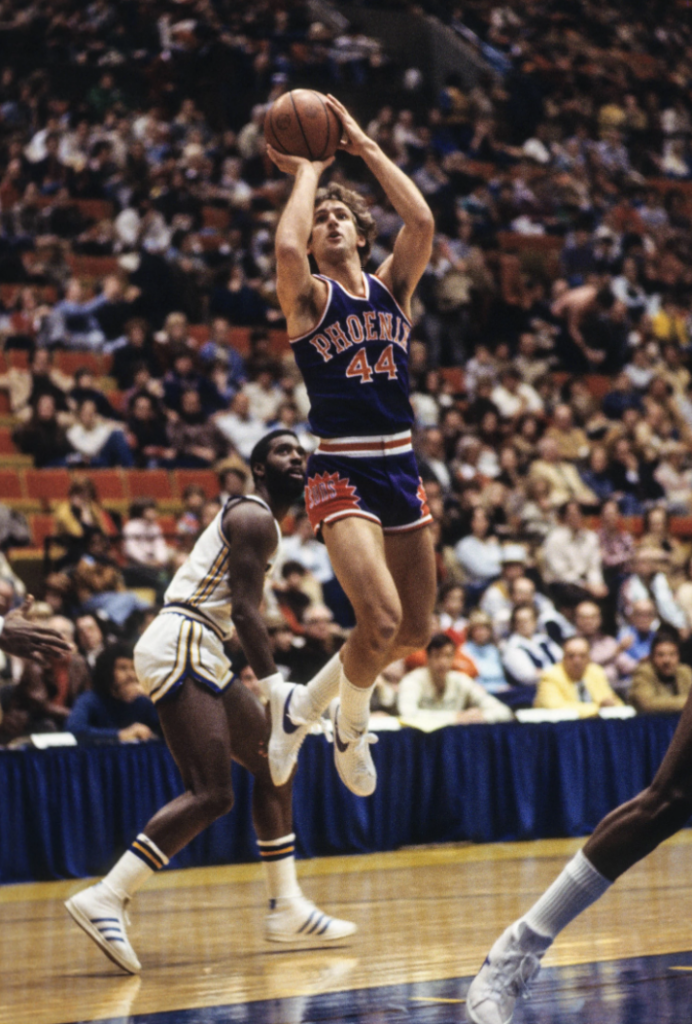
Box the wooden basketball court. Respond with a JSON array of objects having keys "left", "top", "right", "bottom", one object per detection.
[{"left": 3, "top": 833, "right": 692, "bottom": 1024}]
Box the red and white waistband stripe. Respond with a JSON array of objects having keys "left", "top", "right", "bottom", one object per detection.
[{"left": 316, "top": 430, "right": 413, "bottom": 458}]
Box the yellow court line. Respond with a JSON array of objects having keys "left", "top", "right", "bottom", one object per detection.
[
  {"left": 410, "top": 996, "right": 466, "bottom": 1004},
  {"left": 669, "top": 966, "right": 692, "bottom": 971}
]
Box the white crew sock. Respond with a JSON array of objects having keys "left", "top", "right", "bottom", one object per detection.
[
  {"left": 291, "top": 652, "right": 342, "bottom": 720},
  {"left": 338, "top": 669, "right": 374, "bottom": 738},
  {"left": 102, "top": 833, "right": 169, "bottom": 901},
  {"left": 258, "top": 833, "right": 302, "bottom": 903},
  {"left": 522, "top": 850, "right": 612, "bottom": 940}
]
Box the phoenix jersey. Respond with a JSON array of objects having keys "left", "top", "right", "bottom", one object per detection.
[
  {"left": 290, "top": 272, "right": 414, "bottom": 438},
  {"left": 162, "top": 495, "right": 281, "bottom": 640}
]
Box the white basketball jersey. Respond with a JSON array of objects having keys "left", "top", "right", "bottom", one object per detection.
[{"left": 163, "top": 495, "right": 281, "bottom": 640}]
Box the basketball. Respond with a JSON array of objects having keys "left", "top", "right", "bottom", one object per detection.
[{"left": 264, "top": 89, "right": 342, "bottom": 161}]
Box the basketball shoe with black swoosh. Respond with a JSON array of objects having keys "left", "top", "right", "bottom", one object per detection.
[
  {"left": 328, "top": 699, "right": 378, "bottom": 797},
  {"left": 268, "top": 680, "right": 319, "bottom": 786}
]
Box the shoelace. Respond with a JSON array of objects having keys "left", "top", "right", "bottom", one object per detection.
[{"left": 489, "top": 949, "right": 542, "bottom": 1002}]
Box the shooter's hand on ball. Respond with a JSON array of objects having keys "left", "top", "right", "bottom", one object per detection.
[
  {"left": 326, "top": 95, "right": 371, "bottom": 156},
  {"left": 266, "top": 145, "right": 334, "bottom": 177}
]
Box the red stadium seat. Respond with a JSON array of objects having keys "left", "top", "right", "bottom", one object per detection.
[
  {"left": 89, "top": 469, "right": 126, "bottom": 504},
  {"left": 188, "top": 324, "right": 210, "bottom": 347},
  {"left": 126, "top": 469, "right": 174, "bottom": 502},
  {"left": 0, "top": 468, "right": 23, "bottom": 501},
  {"left": 173, "top": 469, "right": 218, "bottom": 500},
  {"left": 66, "top": 254, "right": 119, "bottom": 278},
  {"left": 671, "top": 516, "right": 692, "bottom": 538},
  {"left": 25, "top": 468, "right": 71, "bottom": 505},
  {"left": 30, "top": 513, "right": 55, "bottom": 548},
  {"left": 74, "top": 198, "right": 115, "bottom": 222},
  {"left": 53, "top": 352, "right": 103, "bottom": 376},
  {"left": 202, "top": 206, "right": 230, "bottom": 230},
  {"left": 0, "top": 427, "right": 16, "bottom": 454}
]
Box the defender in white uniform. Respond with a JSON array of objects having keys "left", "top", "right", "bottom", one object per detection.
[
  {"left": 134, "top": 493, "right": 281, "bottom": 704},
  {"left": 66, "top": 431, "right": 356, "bottom": 975}
]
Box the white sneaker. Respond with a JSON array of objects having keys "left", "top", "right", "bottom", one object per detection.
[
  {"left": 466, "top": 920, "right": 550, "bottom": 1024},
  {"left": 65, "top": 881, "right": 141, "bottom": 974},
  {"left": 265, "top": 895, "right": 357, "bottom": 943},
  {"left": 329, "top": 700, "right": 377, "bottom": 797},
  {"left": 268, "top": 681, "right": 317, "bottom": 787}
]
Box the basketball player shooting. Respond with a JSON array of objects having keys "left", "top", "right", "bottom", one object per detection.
[
  {"left": 65, "top": 431, "right": 355, "bottom": 975},
  {"left": 265, "top": 95, "right": 436, "bottom": 798}
]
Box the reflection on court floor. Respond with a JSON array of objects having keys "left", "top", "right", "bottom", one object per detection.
[
  {"left": 61, "top": 951, "right": 692, "bottom": 1024},
  {"left": 5, "top": 838, "right": 692, "bottom": 1024}
]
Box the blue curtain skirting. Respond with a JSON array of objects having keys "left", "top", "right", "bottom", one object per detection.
[{"left": 0, "top": 716, "right": 680, "bottom": 884}]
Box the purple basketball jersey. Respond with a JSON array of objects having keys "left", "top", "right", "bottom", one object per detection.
[{"left": 290, "top": 272, "right": 414, "bottom": 438}]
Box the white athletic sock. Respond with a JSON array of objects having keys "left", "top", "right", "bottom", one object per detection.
[
  {"left": 292, "top": 652, "right": 342, "bottom": 720},
  {"left": 339, "top": 669, "right": 374, "bottom": 738},
  {"left": 102, "top": 833, "right": 169, "bottom": 901},
  {"left": 522, "top": 850, "right": 612, "bottom": 940},
  {"left": 258, "top": 833, "right": 302, "bottom": 903}
]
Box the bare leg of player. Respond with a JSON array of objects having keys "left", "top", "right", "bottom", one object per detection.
[
  {"left": 466, "top": 687, "right": 692, "bottom": 1023},
  {"left": 318, "top": 517, "right": 406, "bottom": 796},
  {"left": 383, "top": 525, "right": 436, "bottom": 662},
  {"left": 268, "top": 524, "right": 436, "bottom": 792},
  {"left": 65, "top": 680, "right": 355, "bottom": 974}
]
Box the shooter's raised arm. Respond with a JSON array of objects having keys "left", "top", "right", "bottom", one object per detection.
[{"left": 325, "top": 95, "right": 434, "bottom": 310}]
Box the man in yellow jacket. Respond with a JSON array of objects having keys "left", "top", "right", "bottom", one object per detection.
[{"left": 535, "top": 635, "right": 623, "bottom": 718}]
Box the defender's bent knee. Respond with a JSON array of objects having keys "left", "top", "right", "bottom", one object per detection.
[{"left": 196, "top": 783, "right": 234, "bottom": 822}]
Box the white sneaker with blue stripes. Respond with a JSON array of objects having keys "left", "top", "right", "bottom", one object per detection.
[
  {"left": 65, "top": 881, "right": 141, "bottom": 974},
  {"left": 265, "top": 895, "right": 357, "bottom": 943}
]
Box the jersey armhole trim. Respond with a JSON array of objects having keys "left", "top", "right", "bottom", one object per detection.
[
  {"left": 288, "top": 277, "right": 332, "bottom": 344},
  {"left": 371, "top": 273, "right": 412, "bottom": 326}
]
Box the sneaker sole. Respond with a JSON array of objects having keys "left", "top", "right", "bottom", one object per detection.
[
  {"left": 65, "top": 896, "right": 141, "bottom": 974},
  {"left": 264, "top": 922, "right": 358, "bottom": 943}
]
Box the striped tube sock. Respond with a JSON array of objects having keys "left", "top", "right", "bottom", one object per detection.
[
  {"left": 522, "top": 850, "right": 612, "bottom": 940},
  {"left": 258, "top": 833, "right": 302, "bottom": 903},
  {"left": 339, "top": 670, "right": 374, "bottom": 739},
  {"left": 102, "top": 833, "right": 170, "bottom": 901}
]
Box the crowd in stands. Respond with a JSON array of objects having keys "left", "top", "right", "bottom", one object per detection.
[{"left": 1, "top": 0, "right": 692, "bottom": 744}]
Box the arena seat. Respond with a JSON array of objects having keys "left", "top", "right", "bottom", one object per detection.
[
  {"left": 0, "top": 427, "right": 16, "bottom": 454},
  {"left": 73, "top": 198, "right": 115, "bottom": 222},
  {"left": 53, "top": 352, "right": 104, "bottom": 376},
  {"left": 671, "top": 516, "right": 692, "bottom": 538},
  {"left": 0, "top": 468, "right": 24, "bottom": 501},
  {"left": 188, "top": 324, "right": 209, "bottom": 346},
  {"left": 202, "top": 206, "right": 230, "bottom": 230},
  {"left": 30, "top": 513, "right": 56, "bottom": 549},
  {"left": 7, "top": 351, "right": 28, "bottom": 369},
  {"left": 584, "top": 374, "right": 612, "bottom": 399},
  {"left": 127, "top": 469, "right": 174, "bottom": 502},
  {"left": 174, "top": 469, "right": 218, "bottom": 499},
  {"left": 158, "top": 513, "right": 178, "bottom": 538},
  {"left": 66, "top": 254, "right": 119, "bottom": 277},
  {"left": 25, "top": 468, "right": 71, "bottom": 506},
  {"left": 89, "top": 469, "right": 126, "bottom": 505}
]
